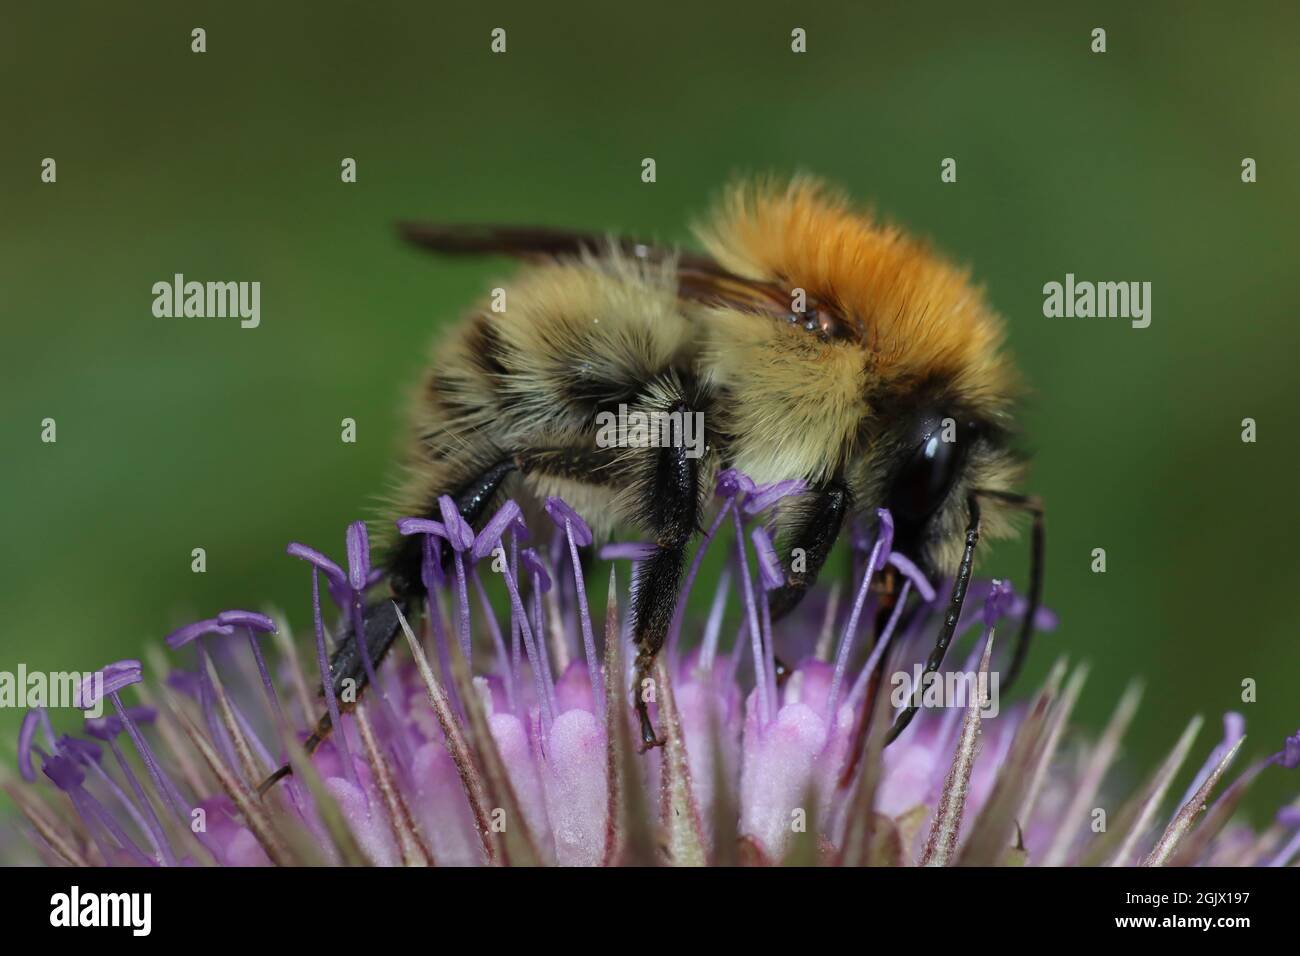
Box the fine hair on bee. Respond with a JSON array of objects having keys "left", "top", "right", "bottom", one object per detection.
[{"left": 257, "top": 176, "right": 1045, "bottom": 797}]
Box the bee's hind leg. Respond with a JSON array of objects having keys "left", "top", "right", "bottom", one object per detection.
[{"left": 256, "top": 596, "right": 411, "bottom": 796}]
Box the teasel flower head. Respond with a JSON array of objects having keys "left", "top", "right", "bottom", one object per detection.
[{"left": 4, "top": 474, "right": 1298, "bottom": 867}]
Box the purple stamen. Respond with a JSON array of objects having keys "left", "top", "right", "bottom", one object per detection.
[
  {"left": 78, "top": 663, "right": 189, "bottom": 832},
  {"left": 161, "top": 626, "right": 241, "bottom": 773},
  {"left": 415, "top": 531, "right": 459, "bottom": 713},
  {"left": 83, "top": 749, "right": 162, "bottom": 858},
  {"left": 545, "top": 498, "right": 602, "bottom": 715},
  {"left": 570, "top": 532, "right": 602, "bottom": 712},
  {"left": 470, "top": 499, "right": 532, "bottom": 707},
  {"left": 742, "top": 478, "right": 808, "bottom": 517},
  {"left": 983, "top": 579, "right": 1013, "bottom": 628},
  {"left": 846, "top": 579, "right": 914, "bottom": 709},
  {"left": 509, "top": 536, "right": 523, "bottom": 700},
  {"left": 106, "top": 690, "right": 188, "bottom": 864},
  {"left": 165, "top": 619, "right": 234, "bottom": 650},
  {"left": 751, "top": 525, "right": 784, "bottom": 708},
  {"left": 552, "top": 528, "right": 581, "bottom": 665},
  {"left": 437, "top": 495, "right": 476, "bottom": 552},
  {"left": 346, "top": 522, "right": 370, "bottom": 593},
  {"left": 521, "top": 545, "right": 553, "bottom": 594},
  {"left": 750, "top": 526, "right": 785, "bottom": 590},
  {"left": 18, "top": 710, "right": 42, "bottom": 782},
  {"left": 215, "top": 610, "right": 276, "bottom": 632},
  {"left": 421, "top": 528, "right": 446, "bottom": 591},
  {"left": 50, "top": 736, "right": 155, "bottom": 865},
  {"left": 543, "top": 497, "right": 594, "bottom": 548},
  {"left": 84, "top": 706, "right": 156, "bottom": 740},
  {"left": 287, "top": 542, "right": 350, "bottom": 609},
  {"left": 217, "top": 610, "right": 287, "bottom": 745},
  {"left": 42, "top": 754, "right": 117, "bottom": 864},
  {"left": 56, "top": 734, "right": 102, "bottom": 765},
  {"left": 698, "top": 567, "right": 732, "bottom": 674},
  {"left": 667, "top": 504, "right": 732, "bottom": 660},
  {"left": 887, "top": 551, "right": 936, "bottom": 603},
  {"left": 472, "top": 569, "right": 517, "bottom": 712},
  {"left": 82, "top": 715, "right": 176, "bottom": 865},
  {"left": 730, "top": 502, "right": 770, "bottom": 726},
  {"left": 1271, "top": 729, "right": 1300, "bottom": 770},
  {"left": 78, "top": 660, "right": 144, "bottom": 703},
  {"left": 397, "top": 516, "right": 447, "bottom": 539},
  {"left": 471, "top": 500, "right": 527, "bottom": 562},
  {"left": 715, "top": 468, "right": 756, "bottom": 501},
  {"left": 759, "top": 588, "right": 777, "bottom": 712},
  {"left": 874, "top": 509, "right": 896, "bottom": 561},
  {"left": 339, "top": 525, "right": 409, "bottom": 770},
  {"left": 497, "top": 546, "right": 554, "bottom": 728},
  {"left": 451, "top": 551, "right": 471, "bottom": 660},
  {"left": 825, "top": 510, "right": 892, "bottom": 721},
  {"left": 509, "top": 614, "right": 522, "bottom": 710},
  {"left": 426, "top": 499, "right": 474, "bottom": 663},
  {"left": 522, "top": 548, "right": 559, "bottom": 719}
]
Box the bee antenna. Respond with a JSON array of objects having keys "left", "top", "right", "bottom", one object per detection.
[{"left": 885, "top": 495, "right": 981, "bottom": 745}]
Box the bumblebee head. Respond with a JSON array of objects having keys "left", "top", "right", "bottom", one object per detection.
[
  {"left": 861, "top": 387, "right": 1026, "bottom": 579},
  {"left": 697, "top": 175, "right": 1030, "bottom": 575}
]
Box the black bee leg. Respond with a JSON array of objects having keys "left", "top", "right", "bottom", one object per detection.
[
  {"left": 632, "top": 549, "right": 683, "bottom": 751},
  {"left": 630, "top": 404, "right": 702, "bottom": 752},
  {"left": 256, "top": 597, "right": 413, "bottom": 796},
  {"left": 259, "top": 458, "right": 520, "bottom": 796},
  {"left": 767, "top": 480, "right": 849, "bottom": 622},
  {"left": 386, "top": 457, "right": 520, "bottom": 593},
  {"left": 885, "top": 496, "right": 981, "bottom": 744}
]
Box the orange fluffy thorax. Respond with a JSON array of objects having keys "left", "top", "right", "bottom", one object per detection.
[{"left": 695, "top": 177, "right": 1016, "bottom": 407}]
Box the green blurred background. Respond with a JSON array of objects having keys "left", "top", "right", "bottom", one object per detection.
[{"left": 2, "top": 1, "right": 1297, "bottom": 826}]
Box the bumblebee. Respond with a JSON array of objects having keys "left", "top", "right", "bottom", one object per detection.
[{"left": 260, "top": 176, "right": 1044, "bottom": 793}]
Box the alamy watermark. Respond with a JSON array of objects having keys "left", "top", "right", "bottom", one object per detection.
[
  {"left": 152, "top": 273, "right": 261, "bottom": 329},
  {"left": 50, "top": 886, "right": 151, "bottom": 936},
  {"left": 1042, "top": 273, "right": 1151, "bottom": 329},
  {"left": 0, "top": 665, "right": 104, "bottom": 718},
  {"left": 890, "top": 665, "right": 999, "bottom": 718},
  {"left": 594, "top": 404, "right": 706, "bottom": 459}
]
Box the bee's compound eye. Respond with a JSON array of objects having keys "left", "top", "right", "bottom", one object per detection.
[{"left": 887, "top": 421, "right": 970, "bottom": 526}]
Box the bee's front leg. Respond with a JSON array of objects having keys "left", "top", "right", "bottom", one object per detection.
[{"left": 766, "top": 479, "right": 849, "bottom": 622}]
